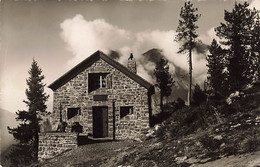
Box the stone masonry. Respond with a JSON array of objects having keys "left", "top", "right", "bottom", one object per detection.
[
  {"left": 38, "top": 52, "right": 155, "bottom": 162},
  {"left": 38, "top": 133, "right": 77, "bottom": 161},
  {"left": 127, "top": 53, "right": 137, "bottom": 74},
  {"left": 51, "top": 58, "right": 151, "bottom": 139}
]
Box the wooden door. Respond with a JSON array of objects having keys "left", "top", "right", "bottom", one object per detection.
[{"left": 92, "top": 106, "right": 108, "bottom": 138}]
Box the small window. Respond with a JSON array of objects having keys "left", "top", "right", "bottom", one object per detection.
[
  {"left": 120, "top": 106, "right": 133, "bottom": 119},
  {"left": 88, "top": 73, "right": 109, "bottom": 93},
  {"left": 67, "top": 108, "right": 81, "bottom": 119}
]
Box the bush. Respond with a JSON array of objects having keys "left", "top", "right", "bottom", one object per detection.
[
  {"left": 2, "top": 144, "right": 36, "bottom": 167},
  {"left": 238, "top": 94, "right": 260, "bottom": 112},
  {"left": 222, "top": 144, "right": 239, "bottom": 156},
  {"left": 191, "top": 84, "right": 207, "bottom": 106},
  {"left": 152, "top": 98, "right": 186, "bottom": 127},
  {"left": 218, "top": 104, "right": 237, "bottom": 116},
  {"left": 207, "top": 93, "right": 226, "bottom": 107},
  {"left": 241, "top": 136, "right": 260, "bottom": 153},
  {"left": 155, "top": 103, "right": 227, "bottom": 141},
  {"left": 240, "top": 127, "right": 260, "bottom": 153},
  {"left": 171, "top": 98, "right": 186, "bottom": 111},
  {"left": 199, "top": 136, "right": 222, "bottom": 151},
  {"left": 155, "top": 105, "right": 205, "bottom": 140},
  {"left": 151, "top": 111, "right": 172, "bottom": 126}
]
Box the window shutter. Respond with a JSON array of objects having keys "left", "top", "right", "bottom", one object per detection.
[{"left": 107, "top": 73, "right": 113, "bottom": 89}]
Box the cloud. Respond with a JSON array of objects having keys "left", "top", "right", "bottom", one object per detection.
[
  {"left": 60, "top": 15, "right": 132, "bottom": 67},
  {"left": 60, "top": 15, "right": 208, "bottom": 86},
  {"left": 198, "top": 27, "right": 220, "bottom": 45},
  {"left": 249, "top": 0, "right": 260, "bottom": 10}
]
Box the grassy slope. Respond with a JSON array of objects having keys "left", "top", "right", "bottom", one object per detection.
[
  {"left": 37, "top": 84, "right": 260, "bottom": 167},
  {"left": 38, "top": 139, "right": 260, "bottom": 167}
]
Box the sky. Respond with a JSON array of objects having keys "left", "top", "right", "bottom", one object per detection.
[{"left": 0, "top": 0, "right": 259, "bottom": 114}]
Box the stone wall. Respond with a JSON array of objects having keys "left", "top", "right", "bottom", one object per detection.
[
  {"left": 38, "top": 133, "right": 78, "bottom": 161},
  {"left": 127, "top": 54, "right": 137, "bottom": 74},
  {"left": 51, "top": 58, "right": 151, "bottom": 139}
]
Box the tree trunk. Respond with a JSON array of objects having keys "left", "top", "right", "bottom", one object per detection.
[
  {"left": 160, "top": 90, "right": 163, "bottom": 122},
  {"left": 189, "top": 51, "right": 192, "bottom": 106},
  {"left": 188, "top": 38, "right": 193, "bottom": 106},
  {"left": 35, "top": 131, "right": 39, "bottom": 160}
]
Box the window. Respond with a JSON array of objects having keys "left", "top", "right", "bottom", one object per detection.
[
  {"left": 88, "top": 73, "right": 110, "bottom": 93},
  {"left": 120, "top": 106, "right": 133, "bottom": 119},
  {"left": 67, "top": 108, "right": 81, "bottom": 119},
  {"left": 100, "top": 75, "right": 107, "bottom": 88}
]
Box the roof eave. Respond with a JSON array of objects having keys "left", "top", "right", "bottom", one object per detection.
[
  {"left": 48, "top": 51, "right": 101, "bottom": 90},
  {"left": 48, "top": 50, "right": 154, "bottom": 91}
]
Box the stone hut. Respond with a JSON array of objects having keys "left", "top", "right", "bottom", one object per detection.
[{"left": 48, "top": 50, "right": 155, "bottom": 139}]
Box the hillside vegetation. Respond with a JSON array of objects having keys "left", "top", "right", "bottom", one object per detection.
[{"left": 35, "top": 83, "right": 260, "bottom": 167}]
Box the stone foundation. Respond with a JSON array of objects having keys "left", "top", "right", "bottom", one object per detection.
[{"left": 38, "top": 132, "right": 78, "bottom": 161}]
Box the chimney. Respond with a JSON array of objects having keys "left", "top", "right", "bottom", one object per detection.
[{"left": 127, "top": 53, "right": 137, "bottom": 74}]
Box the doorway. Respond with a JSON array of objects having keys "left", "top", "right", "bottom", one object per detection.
[{"left": 92, "top": 106, "right": 108, "bottom": 138}]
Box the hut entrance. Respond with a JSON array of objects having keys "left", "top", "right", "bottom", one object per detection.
[{"left": 92, "top": 106, "right": 108, "bottom": 138}]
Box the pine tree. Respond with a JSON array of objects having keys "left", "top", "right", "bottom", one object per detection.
[
  {"left": 215, "top": 2, "right": 259, "bottom": 92},
  {"left": 206, "top": 39, "right": 227, "bottom": 96},
  {"left": 8, "top": 59, "right": 49, "bottom": 162},
  {"left": 175, "top": 1, "right": 200, "bottom": 106},
  {"left": 154, "top": 57, "right": 174, "bottom": 113}
]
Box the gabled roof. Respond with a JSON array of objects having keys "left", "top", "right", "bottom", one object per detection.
[{"left": 48, "top": 50, "right": 154, "bottom": 93}]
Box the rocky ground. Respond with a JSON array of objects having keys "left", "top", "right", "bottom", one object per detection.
[
  {"left": 191, "top": 151, "right": 260, "bottom": 167},
  {"left": 38, "top": 115, "right": 259, "bottom": 166},
  {"left": 37, "top": 138, "right": 260, "bottom": 167}
]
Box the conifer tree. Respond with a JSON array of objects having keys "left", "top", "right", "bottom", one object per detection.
[
  {"left": 154, "top": 57, "right": 174, "bottom": 113},
  {"left": 215, "top": 2, "right": 259, "bottom": 91},
  {"left": 206, "top": 39, "right": 226, "bottom": 96},
  {"left": 175, "top": 1, "right": 200, "bottom": 106},
  {"left": 8, "top": 59, "right": 49, "bottom": 162}
]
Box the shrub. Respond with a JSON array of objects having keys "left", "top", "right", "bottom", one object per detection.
[
  {"left": 199, "top": 136, "right": 222, "bottom": 151},
  {"left": 238, "top": 94, "right": 260, "bottom": 113},
  {"left": 2, "top": 144, "right": 35, "bottom": 167},
  {"left": 241, "top": 135, "right": 260, "bottom": 153},
  {"left": 171, "top": 105, "right": 208, "bottom": 137},
  {"left": 171, "top": 98, "right": 186, "bottom": 111},
  {"left": 151, "top": 111, "right": 172, "bottom": 126},
  {"left": 191, "top": 84, "right": 207, "bottom": 106},
  {"left": 207, "top": 93, "right": 226, "bottom": 107},
  {"left": 155, "top": 103, "right": 227, "bottom": 141},
  {"left": 223, "top": 144, "right": 238, "bottom": 156},
  {"left": 240, "top": 127, "right": 260, "bottom": 153},
  {"left": 152, "top": 98, "right": 186, "bottom": 127}
]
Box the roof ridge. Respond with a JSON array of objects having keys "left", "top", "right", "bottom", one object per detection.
[{"left": 48, "top": 50, "right": 154, "bottom": 93}]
